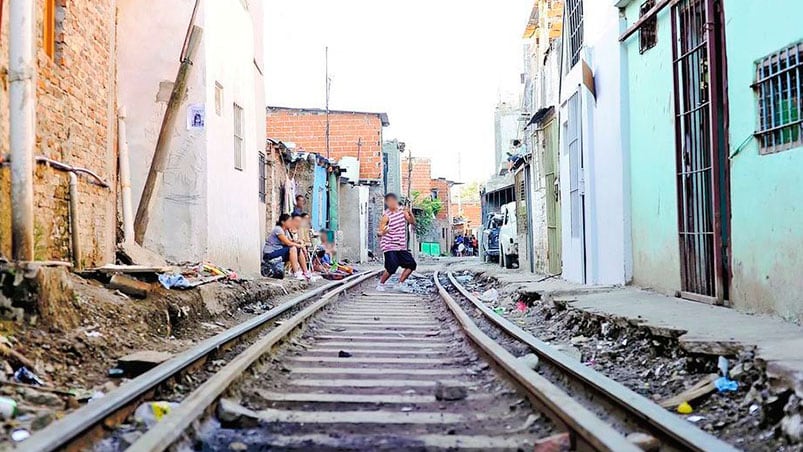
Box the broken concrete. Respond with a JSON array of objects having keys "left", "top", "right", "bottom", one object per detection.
[{"left": 117, "top": 350, "right": 172, "bottom": 377}]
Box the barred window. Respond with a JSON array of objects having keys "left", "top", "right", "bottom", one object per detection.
[
  {"left": 639, "top": 0, "right": 657, "bottom": 54},
  {"left": 258, "top": 151, "right": 267, "bottom": 203},
  {"left": 755, "top": 42, "right": 802, "bottom": 154},
  {"left": 566, "top": 0, "right": 584, "bottom": 68}
]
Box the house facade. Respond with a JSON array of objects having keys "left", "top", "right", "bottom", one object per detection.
[
  {"left": 117, "top": 0, "right": 265, "bottom": 274},
  {"left": 620, "top": 0, "right": 803, "bottom": 319}
]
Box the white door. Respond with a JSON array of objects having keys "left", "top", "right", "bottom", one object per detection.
[
  {"left": 563, "top": 92, "right": 586, "bottom": 283},
  {"left": 358, "top": 186, "right": 369, "bottom": 263}
]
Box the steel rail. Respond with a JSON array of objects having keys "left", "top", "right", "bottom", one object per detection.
[
  {"left": 445, "top": 271, "right": 738, "bottom": 452},
  {"left": 23, "top": 272, "right": 376, "bottom": 452},
  {"left": 434, "top": 272, "right": 639, "bottom": 452},
  {"left": 128, "top": 271, "right": 379, "bottom": 452}
]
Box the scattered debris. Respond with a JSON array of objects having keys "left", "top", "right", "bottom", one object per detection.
[
  {"left": 478, "top": 288, "right": 499, "bottom": 303},
  {"left": 434, "top": 381, "right": 468, "bottom": 401},
  {"left": 0, "top": 396, "right": 17, "bottom": 419},
  {"left": 659, "top": 374, "right": 718, "bottom": 409},
  {"left": 11, "top": 429, "right": 31, "bottom": 442},
  {"left": 108, "top": 368, "right": 125, "bottom": 378},
  {"left": 158, "top": 273, "right": 191, "bottom": 290},
  {"left": 338, "top": 351, "right": 352, "bottom": 358},
  {"left": 626, "top": 432, "right": 659, "bottom": 451},
  {"left": 216, "top": 399, "right": 260, "bottom": 428},
  {"left": 14, "top": 367, "right": 44, "bottom": 386},
  {"left": 518, "top": 353, "right": 540, "bottom": 370},
  {"left": 109, "top": 274, "right": 152, "bottom": 298},
  {"left": 228, "top": 442, "right": 248, "bottom": 451},
  {"left": 134, "top": 401, "right": 179, "bottom": 428},
  {"left": 117, "top": 350, "right": 172, "bottom": 377},
  {"left": 677, "top": 401, "right": 694, "bottom": 414},
  {"left": 533, "top": 433, "right": 570, "bottom": 452}
]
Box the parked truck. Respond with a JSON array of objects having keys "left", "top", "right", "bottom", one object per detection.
[{"left": 498, "top": 202, "right": 519, "bottom": 269}]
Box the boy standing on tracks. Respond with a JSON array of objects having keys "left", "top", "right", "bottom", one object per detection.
[{"left": 376, "top": 193, "right": 417, "bottom": 292}]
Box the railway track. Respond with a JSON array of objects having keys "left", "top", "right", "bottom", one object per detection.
[{"left": 22, "top": 270, "right": 737, "bottom": 451}]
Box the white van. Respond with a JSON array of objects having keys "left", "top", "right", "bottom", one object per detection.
[{"left": 498, "top": 202, "right": 518, "bottom": 269}]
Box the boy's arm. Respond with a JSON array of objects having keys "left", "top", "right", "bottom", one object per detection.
[
  {"left": 404, "top": 207, "right": 416, "bottom": 225},
  {"left": 377, "top": 214, "right": 390, "bottom": 236}
]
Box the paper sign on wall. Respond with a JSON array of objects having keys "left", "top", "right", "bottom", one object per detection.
[{"left": 187, "top": 104, "right": 205, "bottom": 130}]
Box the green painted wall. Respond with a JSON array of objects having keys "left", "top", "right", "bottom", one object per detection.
[
  {"left": 724, "top": 1, "right": 803, "bottom": 321},
  {"left": 623, "top": 5, "right": 681, "bottom": 294},
  {"left": 328, "top": 172, "right": 339, "bottom": 232}
]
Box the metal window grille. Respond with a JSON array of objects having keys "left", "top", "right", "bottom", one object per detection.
[
  {"left": 755, "top": 41, "right": 802, "bottom": 154},
  {"left": 258, "top": 151, "right": 266, "bottom": 203},
  {"left": 639, "top": 0, "right": 657, "bottom": 54},
  {"left": 233, "top": 104, "right": 244, "bottom": 170},
  {"left": 566, "top": 0, "right": 584, "bottom": 68}
]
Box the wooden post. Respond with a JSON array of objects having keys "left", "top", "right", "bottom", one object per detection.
[{"left": 134, "top": 26, "right": 204, "bottom": 244}]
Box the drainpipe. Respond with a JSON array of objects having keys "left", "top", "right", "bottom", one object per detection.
[
  {"left": 68, "top": 173, "right": 82, "bottom": 270},
  {"left": 9, "top": 0, "right": 36, "bottom": 261},
  {"left": 117, "top": 107, "right": 135, "bottom": 242}
]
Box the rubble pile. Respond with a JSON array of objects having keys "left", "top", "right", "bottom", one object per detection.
[{"left": 453, "top": 270, "right": 800, "bottom": 450}]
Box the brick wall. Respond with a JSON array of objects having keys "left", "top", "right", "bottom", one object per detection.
[
  {"left": 0, "top": 0, "right": 118, "bottom": 265},
  {"left": 431, "top": 178, "right": 451, "bottom": 221},
  {"left": 400, "top": 157, "right": 432, "bottom": 198},
  {"left": 453, "top": 201, "right": 482, "bottom": 230},
  {"left": 266, "top": 108, "right": 385, "bottom": 180}
]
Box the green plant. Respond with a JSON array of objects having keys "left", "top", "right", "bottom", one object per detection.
[{"left": 409, "top": 191, "right": 442, "bottom": 237}]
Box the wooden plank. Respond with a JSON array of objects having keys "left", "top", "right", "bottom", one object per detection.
[
  {"left": 94, "top": 264, "right": 171, "bottom": 274},
  {"left": 288, "top": 379, "right": 465, "bottom": 388},
  {"left": 289, "top": 367, "right": 464, "bottom": 376},
  {"left": 256, "top": 390, "right": 474, "bottom": 404},
  {"left": 287, "top": 356, "right": 455, "bottom": 365},
  {"left": 256, "top": 408, "right": 471, "bottom": 424},
  {"left": 251, "top": 433, "right": 534, "bottom": 450}
]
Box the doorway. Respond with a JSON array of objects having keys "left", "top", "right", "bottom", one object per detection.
[
  {"left": 564, "top": 92, "right": 587, "bottom": 283},
  {"left": 543, "top": 118, "right": 562, "bottom": 275},
  {"left": 671, "top": 0, "right": 730, "bottom": 304}
]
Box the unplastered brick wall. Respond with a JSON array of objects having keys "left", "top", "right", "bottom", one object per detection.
[
  {"left": 0, "top": 0, "right": 117, "bottom": 265},
  {"left": 267, "top": 108, "right": 385, "bottom": 180},
  {"left": 401, "top": 157, "right": 432, "bottom": 198}
]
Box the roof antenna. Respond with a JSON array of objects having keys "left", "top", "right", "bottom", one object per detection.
[{"left": 325, "top": 46, "right": 331, "bottom": 159}]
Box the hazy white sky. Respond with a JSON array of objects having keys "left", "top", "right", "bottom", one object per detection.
[{"left": 264, "top": 0, "right": 532, "bottom": 183}]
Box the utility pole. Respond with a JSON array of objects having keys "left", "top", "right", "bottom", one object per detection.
[
  {"left": 325, "top": 46, "right": 331, "bottom": 160},
  {"left": 406, "top": 149, "right": 414, "bottom": 249}
]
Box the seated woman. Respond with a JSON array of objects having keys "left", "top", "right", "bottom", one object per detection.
[{"left": 262, "top": 213, "right": 309, "bottom": 280}]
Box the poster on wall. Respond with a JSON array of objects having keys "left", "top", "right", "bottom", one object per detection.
[{"left": 187, "top": 104, "right": 205, "bottom": 130}]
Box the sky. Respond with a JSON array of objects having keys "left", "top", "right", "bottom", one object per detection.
[{"left": 264, "top": 0, "right": 533, "bottom": 184}]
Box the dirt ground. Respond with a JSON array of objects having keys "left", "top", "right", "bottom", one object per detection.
[
  {"left": 451, "top": 269, "right": 803, "bottom": 451},
  {"left": 0, "top": 266, "right": 315, "bottom": 443}
]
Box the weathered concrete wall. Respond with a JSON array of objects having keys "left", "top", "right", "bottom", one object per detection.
[
  {"left": 338, "top": 183, "right": 363, "bottom": 263},
  {"left": 266, "top": 109, "right": 386, "bottom": 180},
  {"left": 560, "top": 1, "right": 629, "bottom": 285},
  {"left": 621, "top": 4, "right": 688, "bottom": 294},
  {"left": 0, "top": 0, "right": 118, "bottom": 266},
  {"left": 723, "top": 1, "right": 803, "bottom": 321},
  {"left": 494, "top": 103, "right": 520, "bottom": 175},
  {"left": 118, "top": 0, "right": 262, "bottom": 274},
  {"left": 382, "top": 140, "right": 403, "bottom": 196},
  {"left": 203, "top": 0, "right": 262, "bottom": 274},
  {"left": 118, "top": 0, "right": 208, "bottom": 265}
]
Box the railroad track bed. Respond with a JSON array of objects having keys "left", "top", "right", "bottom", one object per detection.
[
  {"left": 26, "top": 270, "right": 739, "bottom": 451},
  {"left": 190, "top": 280, "right": 556, "bottom": 451}
]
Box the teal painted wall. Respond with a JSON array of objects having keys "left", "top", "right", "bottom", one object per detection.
[
  {"left": 724, "top": 1, "right": 803, "bottom": 321},
  {"left": 623, "top": 5, "right": 681, "bottom": 293}
]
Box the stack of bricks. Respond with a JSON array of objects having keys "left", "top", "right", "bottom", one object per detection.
[
  {"left": 266, "top": 108, "right": 386, "bottom": 180},
  {"left": 0, "top": 0, "right": 118, "bottom": 265}
]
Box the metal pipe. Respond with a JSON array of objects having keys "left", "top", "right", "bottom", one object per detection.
[
  {"left": 9, "top": 0, "right": 36, "bottom": 261},
  {"left": 68, "top": 173, "right": 82, "bottom": 270},
  {"left": 117, "top": 107, "right": 135, "bottom": 242}
]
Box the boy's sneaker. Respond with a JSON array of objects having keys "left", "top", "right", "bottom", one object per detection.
[
  {"left": 375, "top": 283, "right": 388, "bottom": 292},
  {"left": 293, "top": 272, "right": 306, "bottom": 281},
  {"left": 395, "top": 281, "right": 415, "bottom": 293}
]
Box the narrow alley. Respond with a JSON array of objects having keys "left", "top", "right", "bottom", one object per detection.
[{"left": 0, "top": 0, "right": 802, "bottom": 450}]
